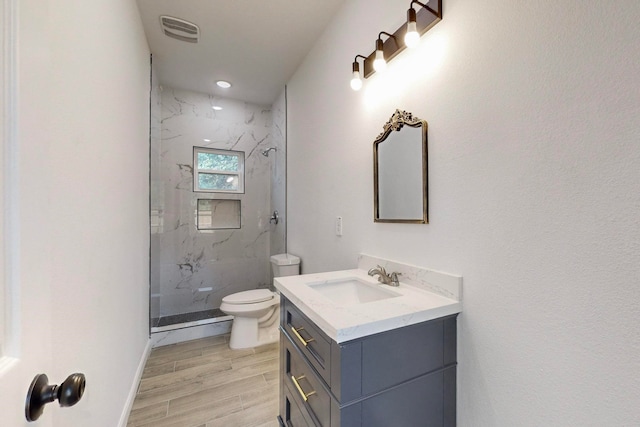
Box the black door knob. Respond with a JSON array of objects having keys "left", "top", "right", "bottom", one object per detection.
[{"left": 25, "top": 373, "right": 86, "bottom": 422}]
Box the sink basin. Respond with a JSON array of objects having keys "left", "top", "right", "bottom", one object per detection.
[{"left": 306, "top": 278, "right": 400, "bottom": 306}]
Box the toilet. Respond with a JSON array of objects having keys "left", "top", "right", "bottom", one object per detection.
[{"left": 220, "top": 253, "right": 300, "bottom": 349}]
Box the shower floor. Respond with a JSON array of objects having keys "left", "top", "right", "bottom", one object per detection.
[{"left": 151, "top": 308, "right": 231, "bottom": 333}]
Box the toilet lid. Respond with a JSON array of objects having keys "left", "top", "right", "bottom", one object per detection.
[{"left": 222, "top": 289, "right": 274, "bottom": 304}]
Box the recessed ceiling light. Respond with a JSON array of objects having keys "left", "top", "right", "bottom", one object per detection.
[
  {"left": 203, "top": 139, "right": 211, "bottom": 142},
  {"left": 216, "top": 80, "right": 231, "bottom": 89},
  {"left": 212, "top": 106, "right": 223, "bottom": 111}
]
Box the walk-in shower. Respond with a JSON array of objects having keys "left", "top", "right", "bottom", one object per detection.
[{"left": 149, "top": 84, "right": 287, "bottom": 340}]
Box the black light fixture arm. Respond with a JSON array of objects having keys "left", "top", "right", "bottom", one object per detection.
[
  {"left": 410, "top": 0, "right": 439, "bottom": 17},
  {"left": 408, "top": 1, "right": 426, "bottom": 22},
  {"left": 378, "top": 31, "right": 396, "bottom": 41},
  {"left": 410, "top": 0, "right": 429, "bottom": 9},
  {"left": 376, "top": 31, "right": 397, "bottom": 53},
  {"left": 352, "top": 54, "right": 367, "bottom": 72}
]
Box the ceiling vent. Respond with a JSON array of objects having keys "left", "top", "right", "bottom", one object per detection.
[{"left": 160, "top": 16, "right": 199, "bottom": 43}]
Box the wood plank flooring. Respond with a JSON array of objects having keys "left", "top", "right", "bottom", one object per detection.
[{"left": 127, "top": 335, "right": 280, "bottom": 427}]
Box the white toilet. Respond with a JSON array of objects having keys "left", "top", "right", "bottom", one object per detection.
[{"left": 220, "top": 253, "right": 300, "bottom": 349}]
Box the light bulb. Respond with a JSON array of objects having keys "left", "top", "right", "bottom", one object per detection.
[
  {"left": 405, "top": 20, "right": 420, "bottom": 48},
  {"left": 373, "top": 48, "right": 387, "bottom": 72},
  {"left": 350, "top": 71, "right": 363, "bottom": 91},
  {"left": 373, "top": 38, "right": 388, "bottom": 72}
]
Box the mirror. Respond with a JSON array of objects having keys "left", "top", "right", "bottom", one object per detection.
[{"left": 374, "top": 110, "right": 428, "bottom": 223}]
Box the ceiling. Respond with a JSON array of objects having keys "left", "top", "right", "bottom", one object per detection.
[{"left": 136, "top": 0, "right": 345, "bottom": 106}]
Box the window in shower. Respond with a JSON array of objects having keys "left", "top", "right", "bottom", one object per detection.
[
  {"left": 193, "top": 147, "right": 245, "bottom": 193},
  {"left": 197, "top": 199, "right": 241, "bottom": 230}
]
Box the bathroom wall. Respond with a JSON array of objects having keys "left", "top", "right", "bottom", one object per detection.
[
  {"left": 286, "top": 0, "right": 640, "bottom": 425},
  {"left": 153, "top": 88, "right": 277, "bottom": 317}
]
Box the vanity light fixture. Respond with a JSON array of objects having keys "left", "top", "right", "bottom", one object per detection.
[
  {"left": 216, "top": 80, "right": 231, "bottom": 89},
  {"left": 405, "top": 0, "right": 430, "bottom": 49},
  {"left": 373, "top": 32, "right": 396, "bottom": 73},
  {"left": 349, "top": 0, "right": 442, "bottom": 88},
  {"left": 350, "top": 55, "right": 367, "bottom": 91}
]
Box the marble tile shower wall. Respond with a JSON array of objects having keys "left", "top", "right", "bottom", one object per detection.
[{"left": 151, "top": 87, "right": 278, "bottom": 317}]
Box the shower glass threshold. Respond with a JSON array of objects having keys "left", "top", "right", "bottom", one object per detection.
[{"left": 151, "top": 308, "right": 232, "bottom": 333}]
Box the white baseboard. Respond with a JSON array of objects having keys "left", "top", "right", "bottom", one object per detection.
[{"left": 118, "top": 338, "right": 152, "bottom": 427}]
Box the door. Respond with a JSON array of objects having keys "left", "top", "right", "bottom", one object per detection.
[{"left": 0, "top": 0, "right": 54, "bottom": 424}]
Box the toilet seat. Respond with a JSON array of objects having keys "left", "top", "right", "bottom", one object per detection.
[
  {"left": 220, "top": 297, "right": 278, "bottom": 315},
  {"left": 222, "top": 289, "right": 274, "bottom": 305},
  {"left": 220, "top": 290, "right": 279, "bottom": 318}
]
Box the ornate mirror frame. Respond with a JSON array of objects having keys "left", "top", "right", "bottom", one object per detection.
[{"left": 373, "top": 109, "right": 428, "bottom": 224}]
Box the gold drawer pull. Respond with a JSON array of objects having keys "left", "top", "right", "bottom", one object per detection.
[
  {"left": 290, "top": 326, "right": 315, "bottom": 347},
  {"left": 291, "top": 375, "right": 316, "bottom": 402}
]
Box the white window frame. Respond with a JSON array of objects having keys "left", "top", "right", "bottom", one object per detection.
[{"left": 193, "top": 147, "right": 245, "bottom": 193}]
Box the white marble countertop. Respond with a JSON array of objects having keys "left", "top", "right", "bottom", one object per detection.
[{"left": 274, "top": 268, "right": 462, "bottom": 343}]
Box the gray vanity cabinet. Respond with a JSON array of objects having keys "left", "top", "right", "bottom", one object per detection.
[{"left": 278, "top": 296, "right": 457, "bottom": 427}]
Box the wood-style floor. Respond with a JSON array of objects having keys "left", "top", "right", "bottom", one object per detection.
[{"left": 127, "top": 335, "right": 280, "bottom": 427}]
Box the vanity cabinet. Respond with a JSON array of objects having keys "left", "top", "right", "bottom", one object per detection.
[{"left": 278, "top": 296, "right": 457, "bottom": 427}]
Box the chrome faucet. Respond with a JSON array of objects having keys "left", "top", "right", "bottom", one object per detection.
[
  {"left": 389, "top": 271, "right": 401, "bottom": 286},
  {"left": 367, "top": 265, "right": 401, "bottom": 287}
]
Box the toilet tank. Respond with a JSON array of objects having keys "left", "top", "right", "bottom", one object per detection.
[{"left": 270, "top": 253, "right": 300, "bottom": 277}]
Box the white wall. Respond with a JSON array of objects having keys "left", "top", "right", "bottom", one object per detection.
[
  {"left": 20, "top": 0, "right": 150, "bottom": 424},
  {"left": 287, "top": 0, "right": 640, "bottom": 425}
]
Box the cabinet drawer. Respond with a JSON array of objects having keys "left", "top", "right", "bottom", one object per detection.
[
  {"left": 283, "top": 299, "right": 331, "bottom": 384},
  {"left": 281, "top": 383, "right": 315, "bottom": 427},
  {"left": 283, "top": 334, "right": 331, "bottom": 427}
]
